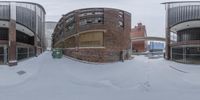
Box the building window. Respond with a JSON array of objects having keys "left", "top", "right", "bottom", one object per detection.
[
  {"left": 118, "top": 10, "right": 124, "bottom": 28},
  {"left": 79, "top": 17, "right": 103, "bottom": 26},
  {"left": 66, "top": 23, "right": 75, "bottom": 32},
  {"left": 119, "top": 11, "right": 123, "bottom": 15},
  {"left": 0, "top": 5, "right": 10, "bottom": 20},
  {"left": 79, "top": 11, "right": 103, "bottom": 17},
  {"left": 119, "top": 14, "right": 123, "bottom": 18},
  {"left": 177, "top": 28, "right": 200, "bottom": 42},
  {"left": 17, "top": 47, "right": 28, "bottom": 60},
  {"left": 16, "top": 30, "right": 34, "bottom": 45},
  {"left": 95, "top": 12, "right": 103, "bottom": 15},
  {"left": 95, "top": 18, "right": 103, "bottom": 23},
  {"left": 79, "top": 19, "right": 87, "bottom": 26},
  {"left": 66, "top": 17, "right": 74, "bottom": 23},
  {"left": 87, "top": 19, "right": 93, "bottom": 23},
  {"left": 118, "top": 21, "right": 124, "bottom": 27},
  {"left": 0, "top": 28, "right": 8, "bottom": 40},
  {"left": 79, "top": 32, "right": 104, "bottom": 47},
  {"left": 79, "top": 12, "right": 93, "bottom": 17}
]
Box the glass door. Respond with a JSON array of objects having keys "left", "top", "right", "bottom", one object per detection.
[{"left": 0, "top": 45, "right": 7, "bottom": 64}]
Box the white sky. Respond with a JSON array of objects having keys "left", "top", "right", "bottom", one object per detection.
[{"left": 4, "top": 0, "right": 196, "bottom": 37}]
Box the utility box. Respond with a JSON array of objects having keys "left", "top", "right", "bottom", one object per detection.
[{"left": 52, "top": 48, "right": 63, "bottom": 59}]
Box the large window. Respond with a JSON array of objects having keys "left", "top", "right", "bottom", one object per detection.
[
  {"left": 0, "top": 4, "right": 10, "bottom": 20},
  {"left": 172, "top": 47, "right": 183, "bottom": 60},
  {"left": 17, "top": 47, "right": 35, "bottom": 60},
  {"left": 16, "top": 30, "right": 34, "bottom": 45},
  {"left": 0, "top": 28, "right": 8, "bottom": 40},
  {"left": 169, "top": 5, "right": 200, "bottom": 27},
  {"left": 17, "top": 47, "right": 28, "bottom": 60},
  {"left": 79, "top": 32, "right": 103, "bottom": 47},
  {"left": 172, "top": 46, "right": 200, "bottom": 63},
  {"left": 177, "top": 28, "right": 200, "bottom": 42},
  {"left": 16, "top": 6, "right": 36, "bottom": 32}
]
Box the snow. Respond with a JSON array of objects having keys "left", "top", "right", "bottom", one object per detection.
[{"left": 0, "top": 51, "right": 200, "bottom": 100}]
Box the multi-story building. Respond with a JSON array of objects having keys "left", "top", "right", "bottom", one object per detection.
[
  {"left": 52, "top": 8, "right": 131, "bottom": 62},
  {"left": 163, "top": 1, "right": 200, "bottom": 64},
  {"left": 130, "top": 23, "right": 147, "bottom": 52},
  {"left": 45, "top": 21, "right": 57, "bottom": 50},
  {"left": 148, "top": 42, "right": 165, "bottom": 52},
  {"left": 0, "top": 1, "right": 45, "bottom": 65}
]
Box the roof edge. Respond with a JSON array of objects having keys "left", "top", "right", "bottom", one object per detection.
[
  {"left": 161, "top": 1, "right": 200, "bottom": 4},
  {"left": 0, "top": 1, "right": 46, "bottom": 14}
]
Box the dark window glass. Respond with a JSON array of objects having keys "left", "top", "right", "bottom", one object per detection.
[
  {"left": 16, "top": 30, "right": 34, "bottom": 45},
  {"left": 17, "top": 47, "right": 28, "bottom": 60},
  {"left": 0, "top": 28, "right": 8, "bottom": 40},
  {"left": 16, "top": 6, "right": 36, "bottom": 32},
  {"left": 177, "top": 28, "right": 200, "bottom": 42},
  {"left": 0, "top": 5, "right": 10, "bottom": 20}
]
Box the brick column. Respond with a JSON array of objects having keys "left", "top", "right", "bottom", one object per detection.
[{"left": 8, "top": 3, "right": 17, "bottom": 66}]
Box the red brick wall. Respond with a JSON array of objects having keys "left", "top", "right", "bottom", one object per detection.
[
  {"left": 131, "top": 23, "right": 147, "bottom": 52},
  {"left": 63, "top": 48, "right": 120, "bottom": 62},
  {"left": 53, "top": 8, "right": 131, "bottom": 62}
]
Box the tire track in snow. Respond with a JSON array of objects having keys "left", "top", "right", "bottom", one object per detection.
[{"left": 169, "top": 66, "right": 188, "bottom": 73}]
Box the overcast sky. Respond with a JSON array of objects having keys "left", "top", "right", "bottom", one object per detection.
[{"left": 4, "top": 0, "right": 195, "bottom": 37}]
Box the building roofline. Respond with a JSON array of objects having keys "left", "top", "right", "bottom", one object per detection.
[
  {"left": 161, "top": 1, "right": 200, "bottom": 4},
  {"left": 63, "top": 7, "right": 131, "bottom": 16},
  {"left": 45, "top": 21, "right": 57, "bottom": 23},
  {"left": 0, "top": 1, "right": 46, "bottom": 14}
]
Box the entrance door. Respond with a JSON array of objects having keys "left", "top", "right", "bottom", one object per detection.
[{"left": 0, "top": 46, "right": 7, "bottom": 64}]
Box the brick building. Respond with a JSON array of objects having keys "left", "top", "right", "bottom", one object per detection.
[
  {"left": 52, "top": 8, "right": 131, "bottom": 62},
  {"left": 131, "top": 23, "right": 147, "bottom": 52},
  {"left": 0, "top": 1, "right": 46, "bottom": 65}
]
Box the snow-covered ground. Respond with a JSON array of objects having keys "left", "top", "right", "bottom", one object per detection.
[{"left": 0, "top": 51, "right": 200, "bottom": 100}]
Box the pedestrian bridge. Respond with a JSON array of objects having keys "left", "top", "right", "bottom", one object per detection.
[{"left": 131, "top": 36, "right": 166, "bottom": 42}]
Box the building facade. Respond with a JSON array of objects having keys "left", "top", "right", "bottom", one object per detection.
[
  {"left": 45, "top": 21, "right": 57, "bottom": 50},
  {"left": 130, "top": 23, "right": 147, "bottom": 52},
  {"left": 52, "top": 8, "right": 131, "bottom": 62},
  {"left": 163, "top": 1, "right": 200, "bottom": 64},
  {"left": 148, "top": 42, "right": 164, "bottom": 52},
  {"left": 0, "top": 1, "right": 45, "bottom": 65}
]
